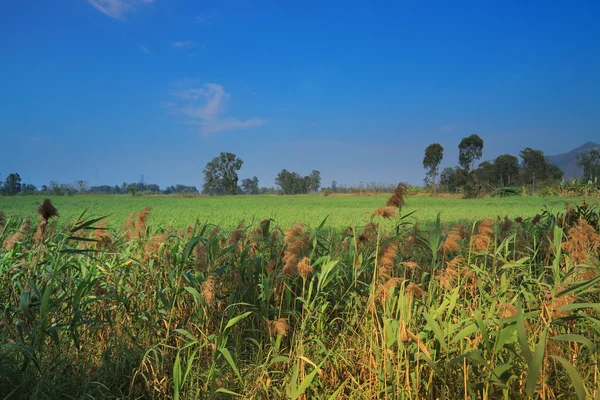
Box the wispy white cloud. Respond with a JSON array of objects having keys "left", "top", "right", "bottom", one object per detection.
[
  {"left": 171, "top": 83, "right": 266, "bottom": 136},
  {"left": 171, "top": 40, "right": 195, "bottom": 48},
  {"left": 138, "top": 43, "right": 151, "bottom": 53},
  {"left": 194, "top": 10, "right": 219, "bottom": 26},
  {"left": 87, "top": 0, "right": 153, "bottom": 20}
]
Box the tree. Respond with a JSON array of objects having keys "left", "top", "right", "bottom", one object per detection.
[
  {"left": 458, "top": 134, "right": 484, "bottom": 171},
  {"left": 75, "top": 180, "right": 88, "bottom": 193},
  {"left": 3, "top": 173, "right": 22, "bottom": 196},
  {"left": 423, "top": 143, "right": 444, "bottom": 195},
  {"left": 309, "top": 170, "right": 321, "bottom": 192},
  {"left": 203, "top": 152, "right": 244, "bottom": 195},
  {"left": 475, "top": 161, "right": 499, "bottom": 189},
  {"left": 519, "top": 147, "right": 563, "bottom": 191},
  {"left": 577, "top": 148, "right": 600, "bottom": 181},
  {"left": 241, "top": 176, "right": 260, "bottom": 194},
  {"left": 494, "top": 154, "right": 520, "bottom": 186},
  {"left": 331, "top": 180, "right": 338, "bottom": 193},
  {"left": 275, "top": 169, "right": 311, "bottom": 194}
]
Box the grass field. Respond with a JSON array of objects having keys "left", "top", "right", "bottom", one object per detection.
[{"left": 0, "top": 194, "right": 593, "bottom": 229}]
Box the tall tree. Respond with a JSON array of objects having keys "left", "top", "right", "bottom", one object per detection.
[
  {"left": 577, "top": 148, "right": 600, "bottom": 181},
  {"left": 203, "top": 152, "right": 244, "bottom": 195},
  {"left": 494, "top": 154, "right": 520, "bottom": 186},
  {"left": 241, "top": 176, "right": 260, "bottom": 194},
  {"left": 309, "top": 170, "right": 321, "bottom": 192},
  {"left": 519, "top": 147, "right": 562, "bottom": 190},
  {"left": 3, "top": 173, "right": 22, "bottom": 196},
  {"left": 423, "top": 143, "right": 444, "bottom": 195},
  {"left": 458, "top": 134, "right": 484, "bottom": 171}
]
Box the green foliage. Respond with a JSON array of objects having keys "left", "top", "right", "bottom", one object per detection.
[
  {"left": 2, "top": 173, "right": 21, "bottom": 196},
  {"left": 203, "top": 152, "right": 244, "bottom": 195},
  {"left": 458, "top": 134, "right": 484, "bottom": 171},
  {"left": 577, "top": 148, "right": 600, "bottom": 181},
  {"left": 275, "top": 169, "right": 321, "bottom": 194},
  {"left": 423, "top": 143, "right": 444, "bottom": 194},
  {"left": 490, "top": 186, "right": 522, "bottom": 197}
]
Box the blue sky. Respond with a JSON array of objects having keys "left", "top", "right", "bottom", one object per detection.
[{"left": 1, "top": 0, "right": 599, "bottom": 189}]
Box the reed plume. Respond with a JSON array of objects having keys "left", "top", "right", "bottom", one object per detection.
[
  {"left": 282, "top": 222, "right": 309, "bottom": 277},
  {"left": 386, "top": 182, "right": 408, "bottom": 208},
  {"left": 33, "top": 199, "right": 59, "bottom": 244},
  {"left": 562, "top": 218, "right": 600, "bottom": 265},
  {"left": 297, "top": 256, "right": 313, "bottom": 279},
  {"left": 372, "top": 206, "right": 398, "bottom": 220},
  {"left": 3, "top": 217, "right": 31, "bottom": 250}
]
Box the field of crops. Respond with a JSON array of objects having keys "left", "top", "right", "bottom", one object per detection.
[
  {"left": 0, "top": 194, "right": 591, "bottom": 230},
  {"left": 1, "top": 192, "right": 600, "bottom": 399}
]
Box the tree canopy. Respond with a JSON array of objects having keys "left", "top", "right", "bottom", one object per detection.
[
  {"left": 203, "top": 152, "right": 243, "bottom": 195},
  {"left": 423, "top": 143, "right": 444, "bottom": 194},
  {"left": 458, "top": 134, "right": 484, "bottom": 171}
]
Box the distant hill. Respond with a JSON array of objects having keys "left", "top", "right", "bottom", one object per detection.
[{"left": 547, "top": 141, "right": 600, "bottom": 179}]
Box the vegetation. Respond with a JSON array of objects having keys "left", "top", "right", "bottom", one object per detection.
[
  {"left": 0, "top": 195, "right": 586, "bottom": 231},
  {"left": 1, "top": 195, "right": 600, "bottom": 399},
  {"left": 577, "top": 148, "right": 600, "bottom": 182},
  {"left": 203, "top": 152, "right": 244, "bottom": 195},
  {"left": 434, "top": 136, "right": 572, "bottom": 197},
  {"left": 275, "top": 170, "right": 321, "bottom": 195},
  {"left": 423, "top": 143, "right": 444, "bottom": 196}
]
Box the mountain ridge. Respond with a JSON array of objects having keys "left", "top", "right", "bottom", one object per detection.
[{"left": 547, "top": 141, "right": 600, "bottom": 179}]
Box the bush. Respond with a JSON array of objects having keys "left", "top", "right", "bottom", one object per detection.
[{"left": 490, "top": 186, "right": 522, "bottom": 198}]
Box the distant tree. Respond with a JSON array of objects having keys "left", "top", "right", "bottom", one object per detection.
[
  {"left": 21, "top": 183, "right": 37, "bottom": 194},
  {"left": 494, "top": 154, "right": 520, "bottom": 186},
  {"left": 577, "top": 148, "right": 600, "bottom": 181},
  {"left": 440, "top": 167, "right": 458, "bottom": 193},
  {"left": 3, "top": 173, "right": 22, "bottom": 196},
  {"left": 241, "top": 176, "right": 260, "bottom": 194},
  {"left": 127, "top": 183, "right": 139, "bottom": 196},
  {"left": 331, "top": 180, "right": 338, "bottom": 193},
  {"left": 309, "top": 170, "right": 321, "bottom": 192},
  {"left": 275, "top": 169, "right": 311, "bottom": 194},
  {"left": 475, "top": 161, "right": 499, "bottom": 189},
  {"left": 423, "top": 143, "right": 444, "bottom": 195},
  {"left": 203, "top": 152, "right": 243, "bottom": 195},
  {"left": 41, "top": 185, "right": 49, "bottom": 194},
  {"left": 458, "top": 134, "right": 484, "bottom": 171},
  {"left": 519, "top": 147, "right": 562, "bottom": 191},
  {"left": 75, "top": 180, "right": 88, "bottom": 193}
]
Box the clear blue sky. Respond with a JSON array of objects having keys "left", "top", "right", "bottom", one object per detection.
[{"left": 1, "top": 0, "right": 599, "bottom": 189}]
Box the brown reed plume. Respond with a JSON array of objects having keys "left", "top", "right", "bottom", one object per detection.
[
  {"left": 134, "top": 207, "right": 152, "bottom": 238},
  {"left": 195, "top": 242, "right": 208, "bottom": 272},
  {"left": 93, "top": 218, "right": 112, "bottom": 250},
  {"left": 143, "top": 233, "right": 168, "bottom": 262},
  {"left": 376, "top": 277, "right": 403, "bottom": 304},
  {"left": 358, "top": 222, "right": 378, "bottom": 245},
  {"left": 386, "top": 182, "right": 408, "bottom": 208},
  {"left": 471, "top": 219, "right": 494, "bottom": 252},
  {"left": 33, "top": 199, "right": 59, "bottom": 244},
  {"left": 441, "top": 225, "right": 462, "bottom": 255},
  {"left": 264, "top": 317, "right": 289, "bottom": 337},
  {"left": 378, "top": 239, "right": 398, "bottom": 280},
  {"left": 297, "top": 256, "right": 313, "bottom": 279},
  {"left": 3, "top": 217, "right": 31, "bottom": 250},
  {"left": 372, "top": 206, "right": 398, "bottom": 220},
  {"left": 282, "top": 222, "right": 309, "bottom": 277},
  {"left": 562, "top": 218, "right": 600, "bottom": 266}
]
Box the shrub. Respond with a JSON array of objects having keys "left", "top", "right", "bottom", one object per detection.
[{"left": 490, "top": 186, "right": 522, "bottom": 197}]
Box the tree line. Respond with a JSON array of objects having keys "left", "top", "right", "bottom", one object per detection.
[{"left": 422, "top": 135, "right": 599, "bottom": 197}]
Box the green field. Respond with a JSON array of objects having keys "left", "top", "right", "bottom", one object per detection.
[{"left": 0, "top": 194, "right": 592, "bottom": 229}]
